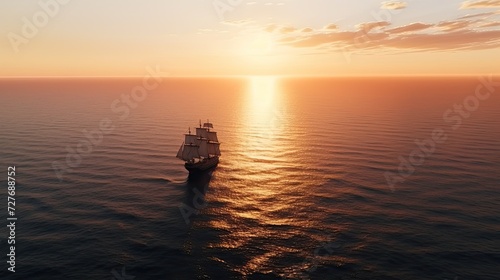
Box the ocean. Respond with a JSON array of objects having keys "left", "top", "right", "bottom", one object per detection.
[{"left": 1, "top": 76, "right": 499, "bottom": 279}]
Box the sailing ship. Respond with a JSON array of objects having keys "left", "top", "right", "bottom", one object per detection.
[{"left": 176, "top": 120, "right": 221, "bottom": 175}]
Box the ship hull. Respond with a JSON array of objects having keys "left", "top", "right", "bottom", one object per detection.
[{"left": 185, "top": 156, "right": 219, "bottom": 175}]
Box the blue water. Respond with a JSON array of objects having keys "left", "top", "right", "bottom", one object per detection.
[{"left": 1, "top": 77, "right": 499, "bottom": 279}]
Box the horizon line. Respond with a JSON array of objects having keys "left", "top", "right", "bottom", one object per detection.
[{"left": 1, "top": 74, "right": 498, "bottom": 79}]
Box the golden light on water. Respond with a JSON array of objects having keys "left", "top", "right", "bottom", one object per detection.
[
  {"left": 248, "top": 76, "right": 280, "bottom": 124},
  {"left": 243, "top": 76, "right": 286, "bottom": 158},
  {"left": 231, "top": 75, "right": 290, "bottom": 200},
  {"left": 207, "top": 77, "right": 334, "bottom": 276}
]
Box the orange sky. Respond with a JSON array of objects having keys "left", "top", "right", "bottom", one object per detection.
[{"left": 1, "top": 0, "right": 500, "bottom": 76}]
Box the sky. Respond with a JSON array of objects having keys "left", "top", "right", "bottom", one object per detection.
[{"left": 1, "top": 0, "right": 500, "bottom": 76}]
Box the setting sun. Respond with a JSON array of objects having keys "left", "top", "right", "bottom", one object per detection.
[
  {"left": 241, "top": 33, "right": 276, "bottom": 57},
  {"left": 2, "top": 0, "right": 499, "bottom": 76}
]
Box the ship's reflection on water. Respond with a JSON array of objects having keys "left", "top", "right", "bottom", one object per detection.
[{"left": 180, "top": 168, "right": 215, "bottom": 226}]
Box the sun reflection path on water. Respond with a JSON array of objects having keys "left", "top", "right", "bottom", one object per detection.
[
  {"left": 205, "top": 76, "right": 333, "bottom": 277},
  {"left": 240, "top": 76, "right": 287, "bottom": 179}
]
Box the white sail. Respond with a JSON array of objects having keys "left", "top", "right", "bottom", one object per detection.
[
  {"left": 176, "top": 142, "right": 184, "bottom": 159},
  {"left": 208, "top": 142, "right": 221, "bottom": 156},
  {"left": 198, "top": 139, "right": 209, "bottom": 158},
  {"left": 185, "top": 134, "right": 199, "bottom": 145},
  {"left": 182, "top": 144, "right": 199, "bottom": 161},
  {"left": 196, "top": 127, "right": 208, "bottom": 138},
  {"left": 207, "top": 131, "right": 219, "bottom": 142},
  {"left": 177, "top": 122, "right": 221, "bottom": 163}
]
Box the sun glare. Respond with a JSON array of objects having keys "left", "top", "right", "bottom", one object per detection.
[
  {"left": 242, "top": 33, "right": 276, "bottom": 57},
  {"left": 249, "top": 76, "right": 277, "bottom": 113}
]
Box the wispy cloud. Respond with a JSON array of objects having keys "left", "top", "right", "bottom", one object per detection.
[
  {"left": 381, "top": 29, "right": 500, "bottom": 51},
  {"left": 228, "top": 2, "right": 500, "bottom": 56},
  {"left": 436, "top": 20, "right": 476, "bottom": 31},
  {"left": 458, "top": 11, "right": 497, "bottom": 19},
  {"left": 479, "top": 21, "right": 500, "bottom": 27},
  {"left": 264, "top": 2, "right": 285, "bottom": 6},
  {"left": 280, "top": 29, "right": 500, "bottom": 52},
  {"left": 273, "top": 18, "right": 500, "bottom": 53},
  {"left": 461, "top": 0, "right": 500, "bottom": 9},
  {"left": 386, "top": 22, "right": 433, "bottom": 33},
  {"left": 381, "top": 1, "right": 408, "bottom": 10},
  {"left": 324, "top": 23, "right": 338, "bottom": 30},
  {"left": 221, "top": 19, "right": 253, "bottom": 26},
  {"left": 356, "top": 21, "right": 391, "bottom": 32},
  {"left": 265, "top": 24, "right": 279, "bottom": 33},
  {"left": 264, "top": 24, "right": 299, "bottom": 34},
  {"left": 280, "top": 26, "right": 297, "bottom": 34}
]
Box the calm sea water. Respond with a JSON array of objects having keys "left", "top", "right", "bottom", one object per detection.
[{"left": 1, "top": 77, "right": 499, "bottom": 280}]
